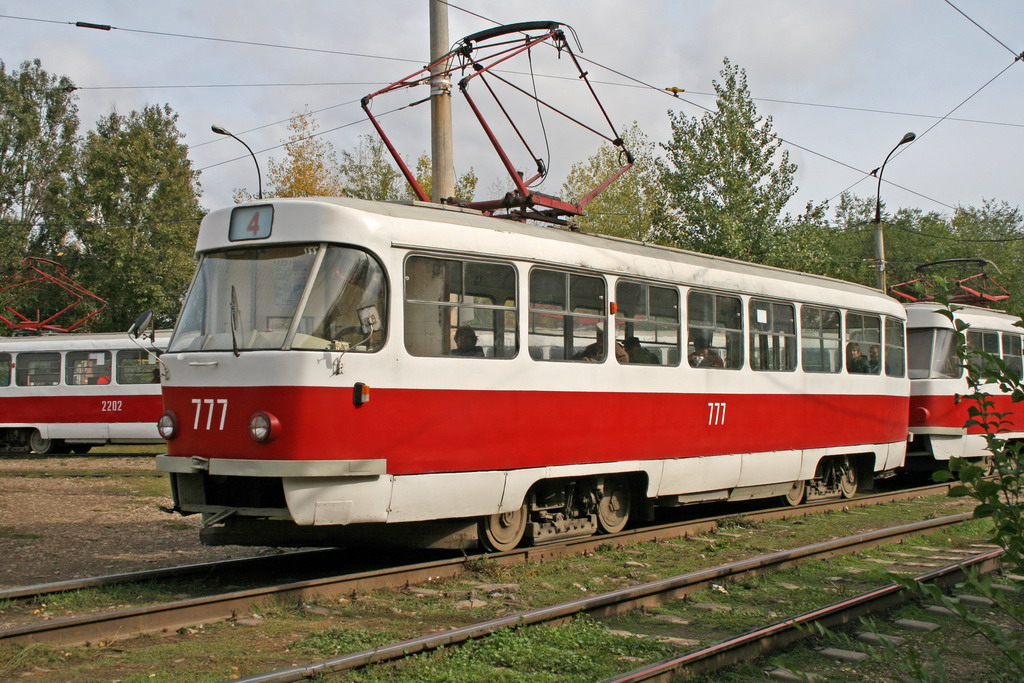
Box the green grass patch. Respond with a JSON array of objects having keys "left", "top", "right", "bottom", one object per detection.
[{"left": 343, "top": 617, "right": 677, "bottom": 682}]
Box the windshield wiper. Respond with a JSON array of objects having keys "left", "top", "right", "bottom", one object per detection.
[{"left": 230, "top": 285, "right": 241, "bottom": 357}]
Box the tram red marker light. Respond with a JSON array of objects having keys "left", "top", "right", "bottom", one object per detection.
[
  {"left": 353, "top": 382, "right": 371, "bottom": 406},
  {"left": 609, "top": 302, "right": 618, "bottom": 315}
]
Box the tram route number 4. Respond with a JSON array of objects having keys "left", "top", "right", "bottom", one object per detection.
[
  {"left": 193, "top": 398, "right": 228, "bottom": 430},
  {"left": 707, "top": 401, "right": 727, "bottom": 426}
]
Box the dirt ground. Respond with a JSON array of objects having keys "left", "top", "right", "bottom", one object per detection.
[{"left": 0, "top": 454, "right": 271, "bottom": 588}]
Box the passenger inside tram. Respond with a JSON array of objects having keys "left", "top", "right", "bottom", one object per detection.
[
  {"left": 451, "top": 326, "right": 484, "bottom": 357},
  {"left": 689, "top": 334, "right": 724, "bottom": 368},
  {"left": 623, "top": 336, "right": 660, "bottom": 365},
  {"left": 846, "top": 343, "right": 869, "bottom": 374}
]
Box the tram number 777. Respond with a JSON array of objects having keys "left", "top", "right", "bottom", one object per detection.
[
  {"left": 192, "top": 398, "right": 228, "bottom": 430},
  {"left": 707, "top": 401, "right": 727, "bottom": 426}
]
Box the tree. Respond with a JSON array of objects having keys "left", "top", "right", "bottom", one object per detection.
[
  {"left": 656, "top": 58, "right": 796, "bottom": 262},
  {"left": 337, "top": 134, "right": 408, "bottom": 201},
  {"left": 406, "top": 153, "right": 477, "bottom": 203},
  {"left": 255, "top": 113, "right": 478, "bottom": 204},
  {"left": 70, "top": 104, "right": 203, "bottom": 330},
  {"left": 0, "top": 59, "right": 79, "bottom": 272},
  {"left": 262, "top": 111, "right": 346, "bottom": 199},
  {"left": 560, "top": 123, "right": 665, "bottom": 240}
]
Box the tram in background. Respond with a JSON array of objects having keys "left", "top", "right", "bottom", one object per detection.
[
  {"left": 905, "top": 302, "right": 1024, "bottom": 470},
  {"left": 154, "top": 197, "right": 910, "bottom": 550},
  {"left": 0, "top": 331, "right": 167, "bottom": 454}
]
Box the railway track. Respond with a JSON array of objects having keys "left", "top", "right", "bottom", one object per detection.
[
  {"left": 0, "top": 482, "right": 961, "bottom": 649},
  {"left": 601, "top": 548, "right": 1004, "bottom": 682},
  {"left": 228, "top": 514, "right": 993, "bottom": 682}
]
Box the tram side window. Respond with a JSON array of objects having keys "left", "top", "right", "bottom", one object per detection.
[
  {"left": 66, "top": 351, "right": 112, "bottom": 385},
  {"left": 749, "top": 300, "right": 796, "bottom": 371},
  {"left": 0, "top": 353, "right": 10, "bottom": 386},
  {"left": 884, "top": 317, "right": 906, "bottom": 377},
  {"left": 801, "top": 306, "right": 841, "bottom": 373},
  {"left": 687, "top": 291, "right": 743, "bottom": 369},
  {"left": 15, "top": 352, "right": 60, "bottom": 386},
  {"left": 967, "top": 330, "right": 1001, "bottom": 380},
  {"left": 404, "top": 256, "right": 517, "bottom": 358},
  {"left": 614, "top": 281, "right": 679, "bottom": 366},
  {"left": 845, "top": 312, "right": 881, "bottom": 375},
  {"left": 1003, "top": 333, "right": 1023, "bottom": 381},
  {"left": 529, "top": 269, "right": 606, "bottom": 362},
  {"left": 117, "top": 349, "right": 162, "bottom": 384}
]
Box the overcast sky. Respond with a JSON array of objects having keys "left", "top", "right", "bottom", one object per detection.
[{"left": 2, "top": 1, "right": 1022, "bottom": 220}]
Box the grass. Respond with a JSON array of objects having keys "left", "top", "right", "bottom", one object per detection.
[{"left": 341, "top": 617, "right": 678, "bottom": 683}]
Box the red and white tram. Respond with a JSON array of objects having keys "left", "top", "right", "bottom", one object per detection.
[
  {"left": 906, "top": 302, "right": 1024, "bottom": 469},
  {"left": 0, "top": 331, "right": 167, "bottom": 454},
  {"left": 156, "top": 198, "right": 909, "bottom": 550}
]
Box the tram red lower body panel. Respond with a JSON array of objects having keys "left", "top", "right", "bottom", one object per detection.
[
  {"left": 910, "top": 393, "right": 1022, "bottom": 434},
  {"left": 163, "top": 386, "right": 908, "bottom": 475},
  {"left": 0, "top": 393, "right": 162, "bottom": 425}
]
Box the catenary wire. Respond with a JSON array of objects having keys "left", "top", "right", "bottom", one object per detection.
[
  {"left": 943, "top": 0, "right": 1022, "bottom": 59},
  {"left": 5, "top": 9, "right": 995, "bottom": 216}
]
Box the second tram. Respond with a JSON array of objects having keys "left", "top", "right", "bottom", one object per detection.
[
  {"left": 906, "top": 302, "right": 1024, "bottom": 469},
  {"left": 0, "top": 331, "right": 167, "bottom": 454}
]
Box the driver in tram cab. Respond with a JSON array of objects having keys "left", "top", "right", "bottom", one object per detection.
[{"left": 451, "top": 326, "right": 484, "bottom": 357}]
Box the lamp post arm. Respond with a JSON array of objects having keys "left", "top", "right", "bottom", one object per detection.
[{"left": 211, "top": 125, "right": 263, "bottom": 200}]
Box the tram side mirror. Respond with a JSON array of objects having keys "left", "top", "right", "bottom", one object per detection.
[
  {"left": 128, "top": 309, "right": 154, "bottom": 340},
  {"left": 358, "top": 305, "right": 382, "bottom": 335}
]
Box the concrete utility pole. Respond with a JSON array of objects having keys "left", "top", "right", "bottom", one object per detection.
[
  {"left": 872, "top": 131, "right": 916, "bottom": 291},
  {"left": 429, "top": 0, "right": 455, "bottom": 202}
]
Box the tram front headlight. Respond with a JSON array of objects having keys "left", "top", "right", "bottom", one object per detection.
[
  {"left": 249, "top": 411, "right": 280, "bottom": 443},
  {"left": 157, "top": 411, "right": 178, "bottom": 440}
]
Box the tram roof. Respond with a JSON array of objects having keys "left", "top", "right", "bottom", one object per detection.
[
  {"left": 201, "top": 197, "right": 902, "bottom": 314},
  {"left": 905, "top": 301, "right": 1021, "bottom": 331}
]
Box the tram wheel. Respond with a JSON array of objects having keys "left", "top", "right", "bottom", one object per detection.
[
  {"left": 838, "top": 458, "right": 859, "bottom": 499},
  {"left": 781, "top": 480, "right": 806, "bottom": 507},
  {"left": 29, "top": 431, "right": 62, "bottom": 456},
  {"left": 69, "top": 445, "right": 93, "bottom": 454},
  {"left": 478, "top": 504, "right": 528, "bottom": 552},
  {"left": 596, "top": 477, "right": 632, "bottom": 534}
]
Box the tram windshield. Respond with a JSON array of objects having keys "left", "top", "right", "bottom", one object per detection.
[
  {"left": 169, "top": 244, "right": 386, "bottom": 353},
  {"left": 907, "top": 328, "right": 962, "bottom": 379}
]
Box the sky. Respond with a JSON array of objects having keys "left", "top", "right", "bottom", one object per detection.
[{"left": 2, "top": 1, "right": 1023, "bottom": 221}]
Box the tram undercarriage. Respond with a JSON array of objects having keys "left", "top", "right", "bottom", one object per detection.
[{"left": 172, "top": 454, "right": 875, "bottom": 551}]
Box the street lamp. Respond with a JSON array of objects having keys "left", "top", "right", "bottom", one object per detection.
[
  {"left": 872, "top": 131, "right": 916, "bottom": 291},
  {"left": 211, "top": 124, "right": 263, "bottom": 200}
]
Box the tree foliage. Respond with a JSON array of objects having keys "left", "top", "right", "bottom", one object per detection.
[
  {"left": 560, "top": 123, "right": 665, "bottom": 240},
  {"left": 0, "top": 59, "right": 79, "bottom": 272},
  {"left": 656, "top": 59, "right": 796, "bottom": 262},
  {"left": 0, "top": 61, "right": 202, "bottom": 333},
  {"left": 407, "top": 153, "right": 477, "bottom": 203},
  {"left": 263, "top": 111, "right": 346, "bottom": 199},
  {"left": 256, "top": 113, "right": 477, "bottom": 204},
  {"left": 69, "top": 105, "right": 203, "bottom": 329}
]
